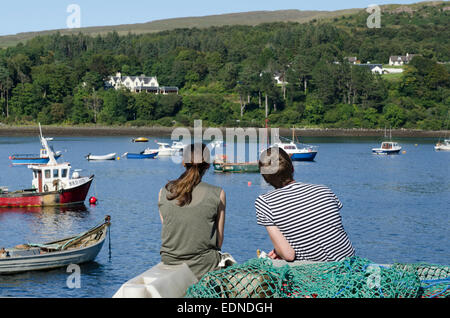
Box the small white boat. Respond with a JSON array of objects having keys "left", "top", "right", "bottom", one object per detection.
[
  {"left": 145, "top": 143, "right": 179, "bottom": 156},
  {"left": 171, "top": 141, "right": 185, "bottom": 152},
  {"left": 270, "top": 141, "right": 318, "bottom": 161},
  {"left": 372, "top": 141, "right": 402, "bottom": 155},
  {"left": 85, "top": 153, "right": 117, "bottom": 161},
  {"left": 0, "top": 216, "right": 110, "bottom": 274},
  {"left": 435, "top": 139, "right": 450, "bottom": 151}
]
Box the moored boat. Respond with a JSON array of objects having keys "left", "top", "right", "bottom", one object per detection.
[
  {"left": 0, "top": 125, "right": 94, "bottom": 208},
  {"left": 434, "top": 139, "right": 450, "bottom": 151},
  {"left": 85, "top": 153, "right": 117, "bottom": 161},
  {"left": 171, "top": 141, "right": 185, "bottom": 153},
  {"left": 146, "top": 142, "right": 179, "bottom": 156},
  {"left": 124, "top": 151, "right": 158, "bottom": 159},
  {"left": 213, "top": 162, "right": 260, "bottom": 173},
  {"left": 10, "top": 148, "right": 62, "bottom": 166},
  {"left": 0, "top": 216, "right": 110, "bottom": 274},
  {"left": 268, "top": 130, "right": 318, "bottom": 161},
  {"left": 132, "top": 137, "right": 149, "bottom": 143},
  {"left": 213, "top": 156, "right": 259, "bottom": 173},
  {"left": 271, "top": 141, "right": 318, "bottom": 161},
  {"left": 372, "top": 141, "right": 402, "bottom": 155}
]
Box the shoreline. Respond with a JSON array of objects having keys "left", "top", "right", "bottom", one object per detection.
[{"left": 0, "top": 125, "right": 448, "bottom": 138}]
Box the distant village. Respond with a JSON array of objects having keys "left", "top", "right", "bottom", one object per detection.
[{"left": 104, "top": 53, "right": 432, "bottom": 93}]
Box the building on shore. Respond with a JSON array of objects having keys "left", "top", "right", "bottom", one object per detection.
[
  {"left": 354, "top": 63, "right": 384, "bottom": 74},
  {"left": 389, "top": 53, "right": 419, "bottom": 66},
  {"left": 105, "top": 73, "right": 179, "bottom": 95}
]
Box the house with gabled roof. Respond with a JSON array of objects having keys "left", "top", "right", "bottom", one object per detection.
[
  {"left": 105, "top": 72, "right": 178, "bottom": 95},
  {"left": 389, "top": 53, "right": 419, "bottom": 66}
]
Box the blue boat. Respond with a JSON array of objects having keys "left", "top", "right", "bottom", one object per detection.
[
  {"left": 271, "top": 141, "right": 318, "bottom": 161},
  {"left": 268, "top": 130, "right": 318, "bottom": 162},
  {"left": 10, "top": 149, "right": 62, "bottom": 166},
  {"left": 124, "top": 151, "right": 158, "bottom": 159}
]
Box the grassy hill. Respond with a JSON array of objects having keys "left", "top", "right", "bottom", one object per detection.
[
  {"left": 1, "top": 1, "right": 447, "bottom": 48},
  {"left": 0, "top": 8, "right": 362, "bottom": 48}
]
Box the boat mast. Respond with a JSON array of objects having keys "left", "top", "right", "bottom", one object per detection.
[{"left": 39, "top": 123, "right": 57, "bottom": 165}]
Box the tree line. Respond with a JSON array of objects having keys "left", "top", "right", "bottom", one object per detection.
[{"left": 0, "top": 3, "right": 448, "bottom": 129}]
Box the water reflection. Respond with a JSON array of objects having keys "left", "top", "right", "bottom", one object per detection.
[{"left": 0, "top": 204, "right": 88, "bottom": 216}]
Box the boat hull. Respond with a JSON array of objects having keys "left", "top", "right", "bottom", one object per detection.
[
  {"left": 0, "top": 222, "right": 109, "bottom": 274},
  {"left": 372, "top": 149, "right": 401, "bottom": 155},
  {"left": 0, "top": 176, "right": 93, "bottom": 208},
  {"left": 213, "top": 162, "right": 260, "bottom": 173},
  {"left": 125, "top": 152, "right": 158, "bottom": 159},
  {"left": 290, "top": 151, "right": 317, "bottom": 161},
  {"left": 434, "top": 145, "right": 450, "bottom": 151},
  {"left": 10, "top": 154, "right": 62, "bottom": 166},
  {"left": 86, "top": 153, "right": 117, "bottom": 161}
]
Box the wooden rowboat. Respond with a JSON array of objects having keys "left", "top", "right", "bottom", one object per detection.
[{"left": 0, "top": 216, "right": 111, "bottom": 274}]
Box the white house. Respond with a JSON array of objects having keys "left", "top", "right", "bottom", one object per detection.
[
  {"left": 354, "top": 63, "right": 384, "bottom": 74},
  {"left": 273, "top": 71, "right": 288, "bottom": 85},
  {"left": 389, "top": 53, "right": 418, "bottom": 66},
  {"left": 105, "top": 73, "right": 178, "bottom": 94}
]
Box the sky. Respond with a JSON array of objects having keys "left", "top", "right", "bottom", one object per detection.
[{"left": 0, "top": 0, "right": 433, "bottom": 36}]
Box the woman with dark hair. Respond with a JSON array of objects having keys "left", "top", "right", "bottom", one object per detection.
[
  {"left": 256, "top": 147, "right": 354, "bottom": 262},
  {"left": 158, "top": 143, "right": 226, "bottom": 279}
]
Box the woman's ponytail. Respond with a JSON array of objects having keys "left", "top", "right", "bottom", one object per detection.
[{"left": 165, "top": 143, "right": 210, "bottom": 206}]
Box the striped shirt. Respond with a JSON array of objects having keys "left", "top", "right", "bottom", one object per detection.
[{"left": 255, "top": 182, "right": 355, "bottom": 262}]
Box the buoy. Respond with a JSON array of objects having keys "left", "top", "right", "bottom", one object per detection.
[
  {"left": 402, "top": 150, "right": 406, "bottom": 154},
  {"left": 117, "top": 157, "right": 120, "bottom": 160},
  {"left": 248, "top": 181, "right": 252, "bottom": 187},
  {"left": 89, "top": 196, "right": 98, "bottom": 205}
]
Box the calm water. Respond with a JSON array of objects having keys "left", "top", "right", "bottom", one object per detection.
[{"left": 0, "top": 135, "right": 448, "bottom": 298}]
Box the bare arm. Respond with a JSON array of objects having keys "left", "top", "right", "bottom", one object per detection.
[
  {"left": 265, "top": 226, "right": 295, "bottom": 261},
  {"left": 158, "top": 189, "right": 163, "bottom": 224},
  {"left": 216, "top": 189, "right": 226, "bottom": 249}
]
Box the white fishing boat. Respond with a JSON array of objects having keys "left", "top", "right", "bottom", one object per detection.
[
  {"left": 435, "top": 112, "right": 450, "bottom": 151},
  {"left": 0, "top": 124, "right": 94, "bottom": 208},
  {"left": 0, "top": 216, "right": 110, "bottom": 274},
  {"left": 435, "top": 139, "right": 450, "bottom": 151},
  {"left": 85, "top": 153, "right": 117, "bottom": 161},
  {"left": 372, "top": 141, "right": 402, "bottom": 155},
  {"left": 145, "top": 143, "right": 179, "bottom": 156},
  {"left": 372, "top": 126, "right": 402, "bottom": 155}
]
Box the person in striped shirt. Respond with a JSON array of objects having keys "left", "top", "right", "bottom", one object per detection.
[{"left": 255, "top": 147, "right": 355, "bottom": 262}]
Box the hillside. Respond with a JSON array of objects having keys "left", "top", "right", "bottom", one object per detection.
[
  {"left": 0, "top": 1, "right": 448, "bottom": 131},
  {"left": 0, "top": 8, "right": 364, "bottom": 48}
]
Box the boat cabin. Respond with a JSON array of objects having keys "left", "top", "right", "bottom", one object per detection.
[
  {"left": 381, "top": 142, "right": 400, "bottom": 150},
  {"left": 30, "top": 163, "right": 80, "bottom": 193},
  {"left": 158, "top": 143, "right": 171, "bottom": 149}
]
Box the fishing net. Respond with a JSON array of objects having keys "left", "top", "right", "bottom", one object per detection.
[{"left": 185, "top": 256, "right": 450, "bottom": 298}]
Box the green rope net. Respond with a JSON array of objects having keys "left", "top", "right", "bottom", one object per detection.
[{"left": 185, "top": 256, "right": 450, "bottom": 298}]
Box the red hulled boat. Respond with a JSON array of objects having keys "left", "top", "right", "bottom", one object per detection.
[{"left": 0, "top": 125, "right": 94, "bottom": 208}]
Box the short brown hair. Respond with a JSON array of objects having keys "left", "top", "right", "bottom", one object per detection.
[{"left": 259, "top": 147, "right": 294, "bottom": 189}]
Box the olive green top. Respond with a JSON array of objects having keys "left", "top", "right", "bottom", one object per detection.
[{"left": 158, "top": 182, "right": 222, "bottom": 279}]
